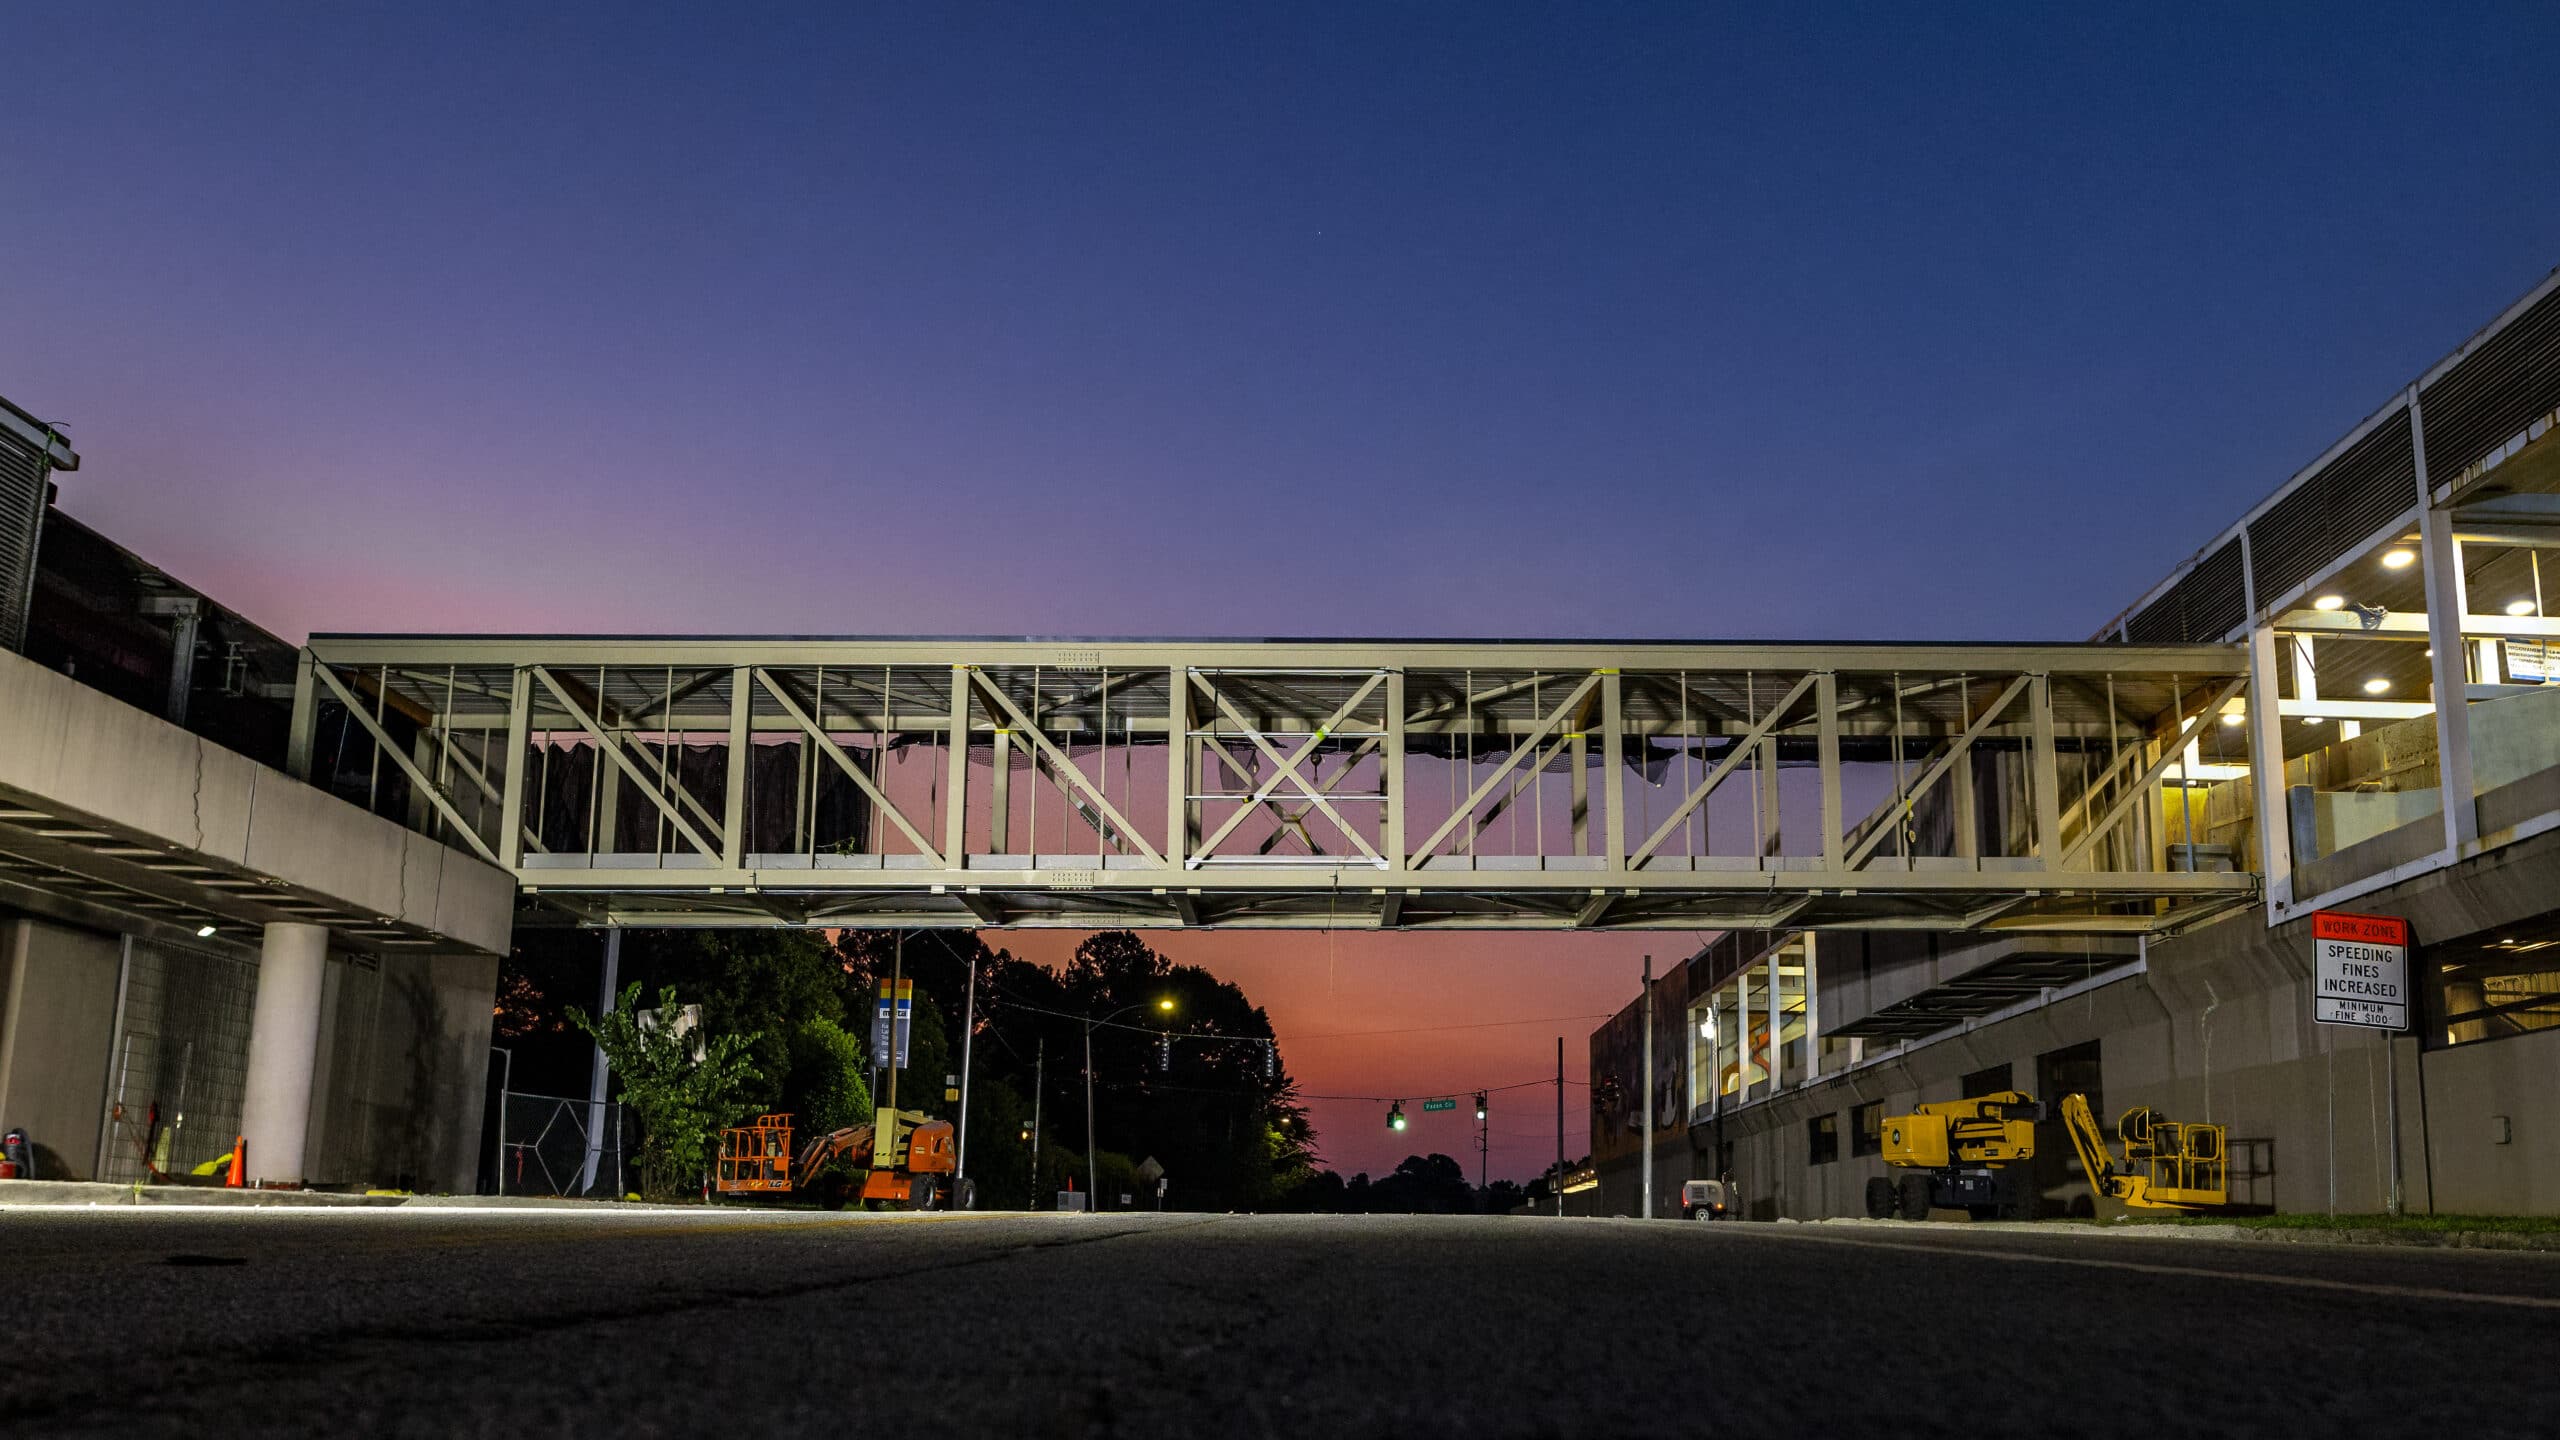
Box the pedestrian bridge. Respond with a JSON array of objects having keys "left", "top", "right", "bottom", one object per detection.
[{"left": 290, "top": 635, "right": 2261, "bottom": 935}]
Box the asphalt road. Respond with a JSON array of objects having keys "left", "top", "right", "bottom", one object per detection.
[{"left": 1, "top": 1207, "right": 2552, "bottom": 1438}]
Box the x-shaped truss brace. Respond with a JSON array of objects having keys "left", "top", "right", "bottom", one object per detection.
[{"left": 1188, "top": 670, "right": 1388, "bottom": 868}]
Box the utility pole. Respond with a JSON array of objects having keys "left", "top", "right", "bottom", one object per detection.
[
  {"left": 1555, "top": 1035, "right": 1564, "bottom": 1218},
  {"left": 956, "top": 951, "right": 978, "bottom": 1194},
  {"left": 1642, "top": 954, "right": 1655, "bottom": 1222},
  {"left": 1084, "top": 1020, "right": 1097, "bottom": 1213},
  {"left": 1031, "top": 1037, "right": 1045, "bottom": 1209},
  {"left": 885, "top": 932, "right": 903, "bottom": 1113}
]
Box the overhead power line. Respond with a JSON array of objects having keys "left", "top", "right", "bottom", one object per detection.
[{"left": 1280, "top": 1013, "right": 1613, "bottom": 1042}]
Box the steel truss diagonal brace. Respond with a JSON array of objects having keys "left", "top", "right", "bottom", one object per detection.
[
  {"left": 752, "top": 669, "right": 946, "bottom": 864},
  {"left": 966, "top": 668, "right": 1167, "bottom": 866},
  {"left": 309, "top": 664, "right": 504, "bottom": 866},
  {"left": 528, "top": 668, "right": 728, "bottom": 845},
  {"left": 1407, "top": 671, "right": 1601, "bottom": 865},
  {"left": 1628, "top": 673, "right": 1819, "bottom": 867},
  {"left": 1191, "top": 670, "right": 1387, "bottom": 869},
  {"left": 434, "top": 723, "right": 546, "bottom": 855},
  {"left": 1842, "top": 674, "right": 2033, "bottom": 871},
  {"left": 531, "top": 667, "right": 722, "bottom": 859},
  {"left": 2061, "top": 673, "right": 2251, "bottom": 869}
]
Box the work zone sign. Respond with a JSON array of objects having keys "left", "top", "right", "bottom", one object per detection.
[{"left": 2313, "top": 910, "right": 2410, "bottom": 1031}]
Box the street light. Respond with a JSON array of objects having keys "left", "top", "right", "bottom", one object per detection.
[{"left": 1085, "top": 997, "right": 1174, "bottom": 1213}]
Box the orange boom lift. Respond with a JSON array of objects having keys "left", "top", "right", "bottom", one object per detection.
[{"left": 716, "top": 1106, "right": 972, "bottom": 1210}]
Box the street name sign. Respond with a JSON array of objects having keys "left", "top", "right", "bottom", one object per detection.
[
  {"left": 2313, "top": 910, "right": 2409, "bottom": 1031},
  {"left": 1422, "top": 1098, "right": 1457, "bottom": 1112}
]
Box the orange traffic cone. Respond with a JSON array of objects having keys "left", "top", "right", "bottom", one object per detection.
[{"left": 225, "top": 1136, "right": 245, "bottom": 1188}]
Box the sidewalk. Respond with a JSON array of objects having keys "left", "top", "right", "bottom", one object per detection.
[{"left": 0, "top": 1180, "right": 673, "bottom": 1211}]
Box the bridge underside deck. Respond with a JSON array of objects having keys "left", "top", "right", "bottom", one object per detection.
[{"left": 515, "top": 865, "right": 2254, "bottom": 933}]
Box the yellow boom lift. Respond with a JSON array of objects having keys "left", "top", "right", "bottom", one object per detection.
[
  {"left": 1866, "top": 1091, "right": 2234, "bottom": 1220},
  {"left": 715, "top": 1107, "right": 972, "bottom": 1210}
]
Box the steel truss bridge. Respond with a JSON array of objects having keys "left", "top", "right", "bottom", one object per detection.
[{"left": 290, "top": 637, "right": 2261, "bottom": 935}]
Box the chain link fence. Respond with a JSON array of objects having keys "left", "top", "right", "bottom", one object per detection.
[{"left": 495, "top": 1091, "right": 632, "bottom": 1198}]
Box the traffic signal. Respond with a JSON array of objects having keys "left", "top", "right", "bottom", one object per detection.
[
  {"left": 1474, "top": 1092, "right": 1487, "bottom": 1121},
  {"left": 1262, "top": 1039, "right": 1276, "bottom": 1080},
  {"left": 1018, "top": 1121, "right": 1033, "bottom": 1142},
  {"left": 1158, "top": 1034, "right": 1172, "bottom": 1071},
  {"left": 1387, "top": 1102, "right": 1407, "bottom": 1132}
]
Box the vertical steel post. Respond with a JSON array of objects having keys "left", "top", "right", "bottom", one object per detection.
[
  {"left": 286, "top": 649, "right": 319, "bottom": 782},
  {"left": 1570, "top": 729, "right": 1589, "bottom": 856},
  {"left": 578, "top": 927, "right": 621, "bottom": 1196},
  {"left": 1383, "top": 669, "right": 1408, "bottom": 871},
  {"left": 2246, "top": 626, "right": 2293, "bottom": 913},
  {"left": 1766, "top": 951, "right": 1780, "bottom": 1090},
  {"left": 991, "top": 730, "right": 1012, "bottom": 852},
  {"left": 1030, "top": 1036, "right": 1045, "bottom": 1208},
  {"left": 956, "top": 952, "right": 978, "bottom": 1192},
  {"left": 1755, "top": 737, "right": 1781, "bottom": 859},
  {"left": 1803, "top": 934, "right": 1821, "bottom": 1083},
  {"left": 1602, "top": 670, "right": 1626, "bottom": 870},
  {"left": 723, "top": 667, "right": 750, "bottom": 870},
  {"left": 94, "top": 934, "right": 133, "bottom": 1180},
  {"left": 2029, "top": 675, "right": 2064, "bottom": 864},
  {"left": 1555, "top": 1034, "right": 1565, "bottom": 1217},
  {"left": 499, "top": 667, "right": 533, "bottom": 869},
  {"left": 1816, "top": 672, "right": 1843, "bottom": 870},
  {"left": 489, "top": 1044, "right": 512, "bottom": 1197},
  {"left": 945, "top": 666, "right": 972, "bottom": 865},
  {"left": 2412, "top": 386, "right": 2480, "bottom": 855},
  {"left": 2385, "top": 1029, "right": 2406, "bottom": 1218},
  {"left": 1641, "top": 953, "right": 1654, "bottom": 1220},
  {"left": 1164, "top": 666, "right": 1188, "bottom": 868}
]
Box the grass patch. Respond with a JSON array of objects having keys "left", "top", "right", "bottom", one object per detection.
[{"left": 2130, "top": 1212, "right": 2560, "bottom": 1236}]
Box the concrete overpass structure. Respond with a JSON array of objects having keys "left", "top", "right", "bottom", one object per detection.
[{"left": 0, "top": 417, "right": 512, "bottom": 1191}]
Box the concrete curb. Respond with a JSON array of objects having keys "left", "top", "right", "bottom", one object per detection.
[
  {"left": 1805, "top": 1214, "right": 2560, "bottom": 1253},
  {"left": 0, "top": 1180, "right": 406, "bottom": 1209},
  {"left": 0, "top": 1182, "right": 942, "bottom": 1216}
]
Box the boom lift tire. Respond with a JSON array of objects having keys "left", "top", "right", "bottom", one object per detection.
[
  {"left": 1897, "top": 1173, "right": 1932, "bottom": 1221},
  {"left": 1864, "top": 1177, "right": 1896, "bottom": 1220}
]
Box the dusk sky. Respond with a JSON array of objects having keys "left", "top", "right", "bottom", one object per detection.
[{"left": 9, "top": 4, "right": 2559, "bottom": 1179}]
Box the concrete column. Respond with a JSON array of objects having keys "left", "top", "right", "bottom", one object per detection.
[{"left": 241, "top": 923, "right": 330, "bottom": 1184}]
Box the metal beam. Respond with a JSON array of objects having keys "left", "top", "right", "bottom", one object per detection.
[
  {"left": 751, "top": 669, "right": 945, "bottom": 864},
  {"left": 308, "top": 663, "right": 503, "bottom": 867},
  {"left": 529, "top": 666, "right": 721, "bottom": 860},
  {"left": 1843, "top": 675, "right": 2030, "bottom": 871},
  {"left": 965, "top": 668, "right": 1167, "bottom": 866},
  {"left": 1627, "top": 674, "right": 1817, "bottom": 867}
]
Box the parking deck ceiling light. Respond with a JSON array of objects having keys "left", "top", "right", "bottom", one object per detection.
[
  {"left": 2302, "top": 715, "right": 2327, "bottom": 726},
  {"left": 2363, "top": 678, "right": 2392, "bottom": 695},
  {"left": 2507, "top": 598, "right": 2538, "bottom": 616},
  {"left": 2313, "top": 594, "right": 2346, "bottom": 611},
  {"left": 195, "top": 923, "right": 216, "bottom": 937},
  {"left": 2381, "top": 549, "right": 2417, "bottom": 570}
]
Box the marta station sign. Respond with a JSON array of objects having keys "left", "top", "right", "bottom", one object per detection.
[{"left": 2312, "top": 910, "right": 2411, "bottom": 1031}]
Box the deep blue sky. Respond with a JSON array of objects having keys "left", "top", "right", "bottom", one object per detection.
[{"left": 9, "top": 3, "right": 2558, "bottom": 643}]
